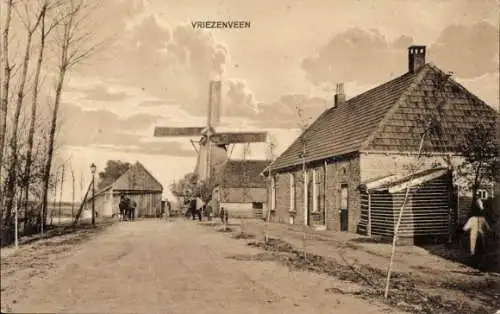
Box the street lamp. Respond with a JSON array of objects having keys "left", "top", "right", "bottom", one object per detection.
[{"left": 90, "top": 163, "right": 97, "bottom": 225}]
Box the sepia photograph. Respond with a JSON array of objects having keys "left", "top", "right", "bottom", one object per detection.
[{"left": 0, "top": 0, "right": 499, "bottom": 313}]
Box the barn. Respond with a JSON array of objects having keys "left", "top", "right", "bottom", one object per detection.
[
  {"left": 212, "top": 160, "right": 269, "bottom": 218},
  {"left": 85, "top": 162, "right": 163, "bottom": 218},
  {"left": 264, "top": 45, "right": 497, "bottom": 243}
]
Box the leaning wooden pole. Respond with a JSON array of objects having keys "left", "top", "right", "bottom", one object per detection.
[{"left": 72, "top": 181, "right": 93, "bottom": 225}]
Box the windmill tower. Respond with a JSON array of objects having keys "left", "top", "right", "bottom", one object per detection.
[{"left": 154, "top": 81, "right": 268, "bottom": 184}]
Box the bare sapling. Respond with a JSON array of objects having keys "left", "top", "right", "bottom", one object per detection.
[
  {"left": 384, "top": 71, "right": 452, "bottom": 298},
  {"left": 296, "top": 104, "right": 311, "bottom": 262},
  {"left": 264, "top": 134, "right": 277, "bottom": 243},
  {"left": 240, "top": 143, "right": 251, "bottom": 234}
]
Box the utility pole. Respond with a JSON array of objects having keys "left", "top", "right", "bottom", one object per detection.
[
  {"left": 59, "top": 165, "right": 65, "bottom": 224},
  {"left": 90, "top": 163, "right": 96, "bottom": 225},
  {"left": 71, "top": 167, "right": 75, "bottom": 218}
]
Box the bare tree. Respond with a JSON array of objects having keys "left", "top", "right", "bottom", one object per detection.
[
  {"left": 3, "top": 0, "right": 48, "bottom": 237},
  {"left": 23, "top": 0, "right": 59, "bottom": 219},
  {"left": 41, "top": 0, "right": 102, "bottom": 229},
  {"left": 0, "top": 0, "right": 14, "bottom": 224},
  {"left": 0, "top": 0, "right": 14, "bottom": 181},
  {"left": 264, "top": 134, "right": 277, "bottom": 243},
  {"left": 296, "top": 104, "right": 312, "bottom": 261},
  {"left": 384, "top": 71, "right": 453, "bottom": 298}
]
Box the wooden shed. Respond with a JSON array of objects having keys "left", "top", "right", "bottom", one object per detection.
[
  {"left": 85, "top": 162, "right": 163, "bottom": 218},
  {"left": 358, "top": 167, "right": 455, "bottom": 244},
  {"left": 212, "top": 160, "right": 269, "bottom": 218}
]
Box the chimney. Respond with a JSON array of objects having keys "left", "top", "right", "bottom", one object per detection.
[
  {"left": 334, "top": 83, "right": 345, "bottom": 107},
  {"left": 408, "top": 45, "right": 426, "bottom": 73}
]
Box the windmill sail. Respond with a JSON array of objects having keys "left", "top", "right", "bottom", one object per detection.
[
  {"left": 154, "top": 127, "right": 205, "bottom": 137},
  {"left": 211, "top": 132, "right": 268, "bottom": 145}
]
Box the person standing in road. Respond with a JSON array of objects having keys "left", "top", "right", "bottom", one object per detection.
[
  {"left": 130, "top": 199, "right": 137, "bottom": 221},
  {"left": 463, "top": 197, "right": 491, "bottom": 269}
]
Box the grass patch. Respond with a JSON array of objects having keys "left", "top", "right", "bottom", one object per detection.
[{"left": 243, "top": 238, "right": 497, "bottom": 314}]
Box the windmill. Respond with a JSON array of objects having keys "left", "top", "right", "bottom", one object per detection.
[{"left": 153, "top": 81, "right": 268, "bottom": 185}]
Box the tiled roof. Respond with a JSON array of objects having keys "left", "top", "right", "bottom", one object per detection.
[
  {"left": 215, "top": 160, "right": 270, "bottom": 188},
  {"left": 111, "top": 162, "right": 163, "bottom": 192},
  {"left": 271, "top": 63, "right": 498, "bottom": 171}
]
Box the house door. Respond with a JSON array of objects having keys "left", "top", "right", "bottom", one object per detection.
[{"left": 340, "top": 184, "right": 348, "bottom": 231}]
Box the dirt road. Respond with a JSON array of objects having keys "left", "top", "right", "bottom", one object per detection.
[{"left": 2, "top": 219, "right": 403, "bottom": 314}]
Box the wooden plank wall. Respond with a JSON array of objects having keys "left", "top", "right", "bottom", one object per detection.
[
  {"left": 369, "top": 191, "right": 395, "bottom": 237},
  {"left": 358, "top": 192, "right": 369, "bottom": 235},
  {"left": 368, "top": 173, "right": 452, "bottom": 241},
  {"left": 111, "top": 192, "right": 163, "bottom": 218},
  {"left": 393, "top": 174, "right": 451, "bottom": 238}
]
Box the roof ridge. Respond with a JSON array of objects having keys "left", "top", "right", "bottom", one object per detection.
[
  {"left": 360, "top": 64, "right": 431, "bottom": 150},
  {"left": 133, "top": 161, "right": 164, "bottom": 190},
  {"left": 426, "top": 62, "right": 499, "bottom": 114}
]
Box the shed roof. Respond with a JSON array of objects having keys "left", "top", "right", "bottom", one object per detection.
[
  {"left": 359, "top": 167, "right": 450, "bottom": 193},
  {"left": 271, "top": 63, "right": 497, "bottom": 171},
  {"left": 94, "top": 161, "right": 163, "bottom": 197}
]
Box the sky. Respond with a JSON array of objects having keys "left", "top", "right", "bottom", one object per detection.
[{"left": 32, "top": 0, "right": 499, "bottom": 202}]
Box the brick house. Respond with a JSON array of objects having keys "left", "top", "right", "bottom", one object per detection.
[
  {"left": 85, "top": 161, "right": 163, "bottom": 218},
  {"left": 212, "top": 160, "right": 269, "bottom": 218},
  {"left": 264, "top": 45, "right": 497, "bottom": 240}
]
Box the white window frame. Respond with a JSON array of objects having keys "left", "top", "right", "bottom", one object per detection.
[
  {"left": 312, "top": 169, "right": 319, "bottom": 213},
  {"left": 289, "top": 174, "right": 295, "bottom": 212},
  {"left": 477, "top": 189, "right": 488, "bottom": 200},
  {"left": 271, "top": 176, "right": 276, "bottom": 210}
]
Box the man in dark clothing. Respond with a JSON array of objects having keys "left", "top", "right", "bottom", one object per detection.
[
  {"left": 190, "top": 198, "right": 197, "bottom": 221},
  {"left": 119, "top": 194, "right": 130, "bottom": 221},
  {"left": 130, "top": 199, "right": 137, "bottom": 221}
]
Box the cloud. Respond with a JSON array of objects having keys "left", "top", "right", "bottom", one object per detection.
[
  {"left": 81, "top": 15, "right": 228, "bottom": 117},
  {"left": 302, "top": 22, "right": 499, "bottom": 86},
  {"left": 222, "top": 80, "right": 258, "bottom": 117},
  {"left": 301, "top": 28, "right": 413, "bottom": 85},
  {"left": 254, "top": 95, "right": 327, "bottom": 128},
  {"left": 138, "top": 100, "right": 177, "bottom": 107},
  {"left": 58, "top": 103, "right": 195, "bottom": 157},
  {"left": 79, "top": 85, "right": 129, "bottom": 102},
  {"left": 429, "top": 22, "right": 499, "bottom": 78}
]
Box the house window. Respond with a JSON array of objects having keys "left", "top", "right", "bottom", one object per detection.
[
  {"left": 271, "top": 176, "right": 276, "bottom": 210},
  {"left": 312, "top": 169, "right": 319, "bottom": 212},
  {"left": 252, "top": 202, "right": 263, "bottom": 209},
  {"left": 289, "top": 173, "right": 295, "bottom": 212}
]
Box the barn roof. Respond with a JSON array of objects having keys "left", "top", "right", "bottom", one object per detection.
[
  {"left": 111, "top": 161, "right": 163, "bottom": 192},
  {"left": 92, "top": 162, "right": 163, "bottom": 198},
  {"left": 215, "top": 160, "right": 269, "bottom": 189},
  {"left": 270, "top": 63, "right": 497, "bottom": 171}
]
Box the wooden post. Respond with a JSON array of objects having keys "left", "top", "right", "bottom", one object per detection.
[
  {"left": 59, "top": 165, "right": 65, "bottom": 224},
  {"left": 367, "top": 191, "right": 372, "bottom": 237},
  {"left": 324, "top": 160, "right": 327, "bottom": 227}
]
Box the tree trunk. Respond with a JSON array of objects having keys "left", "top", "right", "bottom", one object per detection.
[
  {"left": 0, "top": 0, "right": 14, "bottom": 235},
  {"left": 4, "top": 26, "right": 37, "bottom": 227},
  {"left": 24, "top": 8, "right": 48, "bottom": 229},
  {"left": 0, "top": 0, "right": 13, "bottom": 183},
  {"left": 41, "top": 65, "right": 69, "bottom": 232}
]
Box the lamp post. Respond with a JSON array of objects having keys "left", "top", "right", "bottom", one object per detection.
[{"left": 90, "top": 163, "right": 97, "bottom": 225}]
